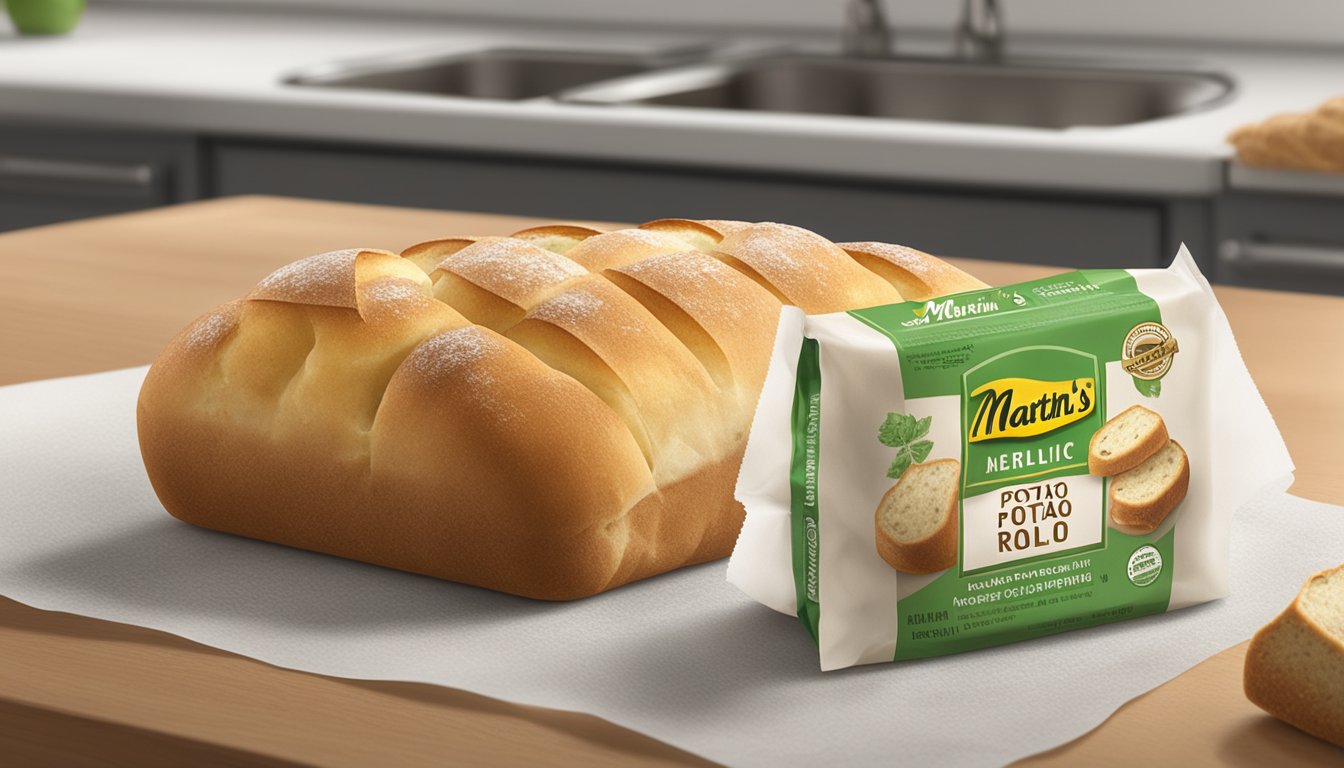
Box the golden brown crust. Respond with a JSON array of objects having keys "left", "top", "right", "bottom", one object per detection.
[
  {"left": 562, "top": 228, "right": 695, "bottom": 272},
  {"left": 1088, "top": 404, "right": 1169, "bottom": 477},
  {"left": 510, "top": 223, "right": 605, "bottom": 241},
  {"left": 1244, "top": 565, "right": 1344, "bottom": 747},
  {"left": 427, "top": 238, "right": 586, "bottom": 332},
  {"left": 400, "top": 236, "right": 488, "bottom": 273},
  {"left": 873, "top": 460, "right": 960, "bottom": 575},
  {"left": 1107, "top": 440, "right": 1189, "bottom": 533},
  {"left": 637, "top": 218, "right": 737, "bottom": 251},
  {"left": 713, "top": 223, "right": 903, "bottom": 313},
  {"left": 139, "top": 219, "right": 986, "bottom": 599},
  {"left": 838, "top": 241, "right": 988, "bottom": 301},
  {"left": 509, "top": 224, "right": 605, "bottom": 255}
]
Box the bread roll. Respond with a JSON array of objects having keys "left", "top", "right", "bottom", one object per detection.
[
  {"left": 1228, "top": 97, "right": 1344, "bottom": 172},
  {"left": 138, "top": 219, "right": 985, "bottom": 599}
]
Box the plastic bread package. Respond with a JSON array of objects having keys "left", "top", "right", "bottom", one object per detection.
[{"left": 728, "top": 246, "right": 1293, "bottom": 671}]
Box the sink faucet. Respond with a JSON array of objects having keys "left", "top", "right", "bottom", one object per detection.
[
  {"left": 843, "top": 0, "right": 892, "bottom": 58},
  {"left": 842, "top": 0, "right": 1005, "bottom": 60},
  {"left": 955, "top": 0, "right": 1005, "bottom": 60}
]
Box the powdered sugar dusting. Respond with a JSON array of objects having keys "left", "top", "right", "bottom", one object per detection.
[
  {"left": 444, "top": 240, "right": 587, "bottom": 299},
  {"left": 530, "top": 287, "right": 607, "bottom": 326},
  {"left": 714, "top": 223, "right": 848, "bottom": 299},
  {"left": 619, "top": 252, "right": 746, "bottom": 313},
  {"left": 359, "top": 278, "right": 429, "bottom": 320},
  {"left": 183, "top": 310, "right": 236, "bottom": 349},
  {"left": 410, "top": 326, "right": 495, "bottom": 379},
  {"left": 406, "top": 326, "right": 517, "bottom": 418},
  {"left": 567, "top": 229, "right": 691, "bottom": 269},
  {"left": 842, "top": 241, "right": 940, "bottom": 273},
  {"left": 256, "top": 249, "right": 359, "bottom": 297}
]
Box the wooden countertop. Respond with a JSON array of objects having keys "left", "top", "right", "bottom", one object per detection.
[{"left": 1, "top": 197, "right": 1340, "bottom": 766}]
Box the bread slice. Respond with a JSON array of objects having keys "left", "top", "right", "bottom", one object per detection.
[
  {"left": 1107, "top": 440, "right": 1189, "bottom": 533},
  {"left": 874, "top": 459, "right": 959, "bottom": 574},
  {"left": 1089, "top": 405, "right": 1168, "bottom": 477},
  {"left": 1245, "top": 565, "right": 1344, "bottom": 747}
]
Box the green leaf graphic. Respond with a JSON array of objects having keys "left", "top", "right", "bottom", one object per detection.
[
  {"left": 887, "top": 450, "right": 913, "bottom": 480},
  {"left": 909, "top": 439, "right": 934, "bottom": 463},
  {"left": 895, "top": 413, "right": 917, "bottom": 444},
  {"left": 877, "top": 411, "right": 935, "bottom": 480},
  {"left": 878, "top": 413, "right": 905, "bottom": 447},
  {"left": 914, "top": 415, "right": 932, "bottom": 439}
]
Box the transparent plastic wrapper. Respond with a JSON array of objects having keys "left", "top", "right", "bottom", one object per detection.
[{"left": 729, "top": 247, "right": 1293, "bottom": 670}]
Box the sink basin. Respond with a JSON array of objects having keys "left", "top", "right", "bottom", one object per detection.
[
  {"left": 286, "top": 48, "right": 689, "bottom": 101},
  {"left": 561, "top": 54, "right": 1234, "bottom": 129}
]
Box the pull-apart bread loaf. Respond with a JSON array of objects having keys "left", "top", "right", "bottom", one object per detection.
[{"left": 138, "top": 219, "right": 986, "bottom": 599}]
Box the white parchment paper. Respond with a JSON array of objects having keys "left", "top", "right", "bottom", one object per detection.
[{"left": 2, "top": 367, "right": 1341, "bottom": 766}]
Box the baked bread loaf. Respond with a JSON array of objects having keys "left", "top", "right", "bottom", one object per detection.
[
  {"left": 1245, "top": 564, "right": 1344, "bottom": 747},
  {"left": 874, "top": 459, "right": 960, "bottom": 574},
  {"left": 1088, "top": 405, "right": 1168, "bottom": 477},
  {"left": 1107, "top": 440, "right": 1189, "bottom": 533},
  {"left": 138, "top": 218, "right": 986, "bottom": 600},
  {"left": 1228, "top": 96, "right": 1344, "bottom": 172}
]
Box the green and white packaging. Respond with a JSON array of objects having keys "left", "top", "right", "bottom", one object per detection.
[{"left": 729, "top": 247, "right": 1293, "bottom": 670}]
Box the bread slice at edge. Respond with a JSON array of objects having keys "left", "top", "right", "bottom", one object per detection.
[
  {"left": 874, "top": 459, "right": 959, "bottom": 575},
  {"left": 1107, "top": 440, "right": 1189, "bottom": 534},
  {"left": 1244, "top": 564, "right": 1344, "bottom": 747},
  {"left": 1089, "top": 404, "right": 1168, "bottom": 477}
]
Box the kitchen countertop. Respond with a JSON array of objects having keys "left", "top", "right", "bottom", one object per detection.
[
  {"left": 2, "top": 5, "right": 1344, "bottom": 196},
  {"left": 2, "top": 196, "right": 1342, "bottom": 765}
]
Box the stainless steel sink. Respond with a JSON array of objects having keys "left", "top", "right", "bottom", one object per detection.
[
  {"left": 285, "top": 48, "right": 699, "bottom": 101},
  {"left": 561, "top": 54, "right": 1234, "bottom": 129}
]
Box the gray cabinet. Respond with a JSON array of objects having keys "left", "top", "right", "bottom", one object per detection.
[
  {"left": 210, "top": 140, "right": 1186, "bottom": 270},
  {"left": 0, "top": 121, "right": 1217, "bottom": 278},
  {"left": 1217, "top": 192, "right": 1344, "bottom": 295},
  {"left": 0, "top": 123, "right": 201, "bottom": 232}
]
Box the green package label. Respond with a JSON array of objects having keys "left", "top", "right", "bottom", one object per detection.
[
  {"left": 846, "top": 270, "right": 1177, "bottom": 661},
  {"left": 732, "top": 248, "right": 1287, "bottom": 670},
  {"left": 789, "top": 337, "right": 822, "bottom": 643}
]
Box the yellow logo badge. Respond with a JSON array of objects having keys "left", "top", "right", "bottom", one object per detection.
[{"left": 969, "top": 377, "right": 1095, "bottom": 442}]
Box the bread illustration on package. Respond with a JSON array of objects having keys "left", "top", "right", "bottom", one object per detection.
[{"left": 730, "top": 247, "right": 1292, "bottom": 670}]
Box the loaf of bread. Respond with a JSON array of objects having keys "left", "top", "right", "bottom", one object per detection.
[
  {"left": 138, "top": 218, "right": 986, "bottom": 599},
  {"left": 1228, "top": 96, "right": 1344, "bottom": 172},
  {"left": 1089, "top": 405, "right": 1168, "bottom": 477},
  {"left": 1108, "top": 440, "right": 1189, "bottom": 533},
  {"left": 874, "top": 459, "right": 960, "bottom": 574},
  {"left": 1244, "top": 564, "right": 1344, "bottom": 747}
]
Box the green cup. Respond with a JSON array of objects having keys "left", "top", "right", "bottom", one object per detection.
[{"left": 6, "top": 0, "right": 86, "bottom": 36}]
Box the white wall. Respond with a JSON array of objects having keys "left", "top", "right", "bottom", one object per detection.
[{"left": 105, "top": 0, "right": 1344, "bottom": 47}]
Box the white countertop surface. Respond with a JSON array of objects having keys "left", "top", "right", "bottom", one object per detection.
[{"left": 2, "top": 5, "right": 1342, "bottom": 196}]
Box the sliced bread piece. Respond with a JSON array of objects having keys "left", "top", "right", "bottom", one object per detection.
[
  {"left": 1245, "top": 564, "right": 1344, "bottom": 747},
  {"left": 1089, "top": 405, "right": 1168, "bottom": 477},
  {"left": 1108, "top": 440, "right": 1189, "bottom": 533},
  {"left": 875, "top": 459, "right": 959, "bottom": 574}
]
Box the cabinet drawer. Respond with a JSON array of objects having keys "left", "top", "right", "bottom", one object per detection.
[
  {"left": 211, "top": 141, "right": 1165, "bottom": 269},
  {"left": 1217, "top": 193, "right": 1344, "bottom": 295},
  {"left": 0, "top": 124, "right": 200, "bottom": 231}
]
